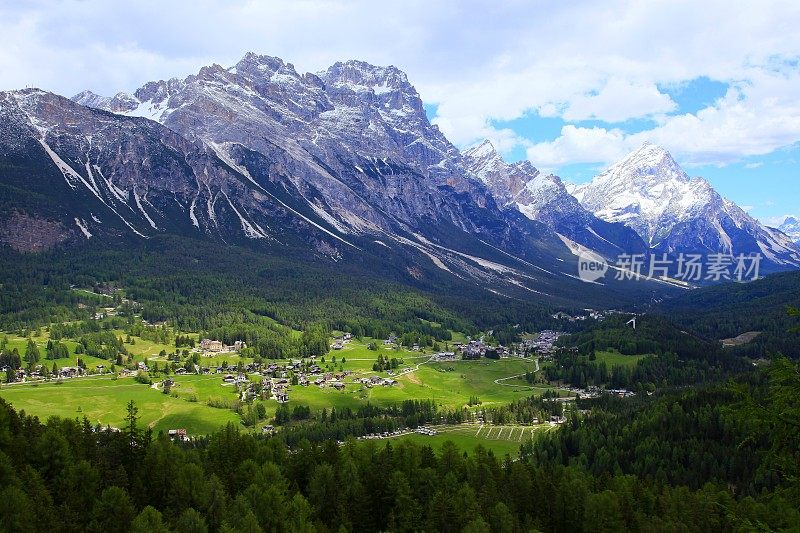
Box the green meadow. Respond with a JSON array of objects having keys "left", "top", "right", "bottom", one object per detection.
[
  {"left": 0, "top": 331, "right": 569, "bottom": 446},
  {"left": 594, "top": 349, "right": 650, "bottom": 367},
  {"left": 0, "top": 375, "right": 240, "bottom": 434},
  {"left": 387, "top": 423, "right": 556, "bottom": 457}
]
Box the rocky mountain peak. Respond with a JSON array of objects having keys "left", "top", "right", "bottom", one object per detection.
[
  {"left": 319, "top": 60, "right": 423, "bottom": 115},
  {"left": 776, "top": 216, "right": 800, "bottom": 243},
  {"left": 594, "top": 142, "right": 690, "bottom": 189},
  {"left": 72, "top": 90, "right": 139, "bottom": 113},
  {"left": 463, "top": 139, "right": 501, "bottom": 164},
  {"left": 569, "top": 144, "right": 800, "bottom": 264},
  {"left": 321, "top": 60, "right": 411, "bottom": 90},
  {"left": 232, "top": 52, "right": 300, "bottom": 81}
]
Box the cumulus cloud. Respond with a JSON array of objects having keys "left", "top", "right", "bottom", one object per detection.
[
  {"left": 562, "top": 79, "right": 677, "bottom": 123},
  {"left": 525, "top": 126, "right": 631, "bottom": 167}
]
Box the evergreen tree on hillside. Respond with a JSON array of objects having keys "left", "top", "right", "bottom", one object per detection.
[{"left": 24, "top": 339, "right": 39, "bottom": 365}]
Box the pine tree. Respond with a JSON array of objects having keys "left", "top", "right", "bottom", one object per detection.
[{"left": 24, "top": 339, "right": 40, "bottom": 365}]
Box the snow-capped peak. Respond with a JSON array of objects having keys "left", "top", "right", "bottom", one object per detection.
[
  {"left": 572, "top": 143, "right": 716, "bottom": 245},
  {"left": 464, "top": 139, "right": 499, "bottom": 160},
  {"left": 569, "top": 143, "right": 800, "bottom": 265},
  {"left": 589, "top": 141, "right": 690, "bottom": 189},
  {"left": 775, "top": 215, "right": 800, "bottom": 243}
]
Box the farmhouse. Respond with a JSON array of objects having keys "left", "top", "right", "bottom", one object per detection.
[
  {"left": 167, "top": 429, "right": 189, "bottom": 442},
  {"left": 274, "top": 390, "right": 289, "bottom": 403},
  {"left": 232, "top": 340, "right": 247, "bottom": 352},
  {"left": 200, "top": 338, "right": 224, "bottom": 352}
]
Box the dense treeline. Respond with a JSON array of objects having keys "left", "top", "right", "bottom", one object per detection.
[
  {"left": 529, "top": 359, "right": 800, "bottom": 505},
  {"left": 549, "top": 314, "right": 751, "bottom": 389},
  {"left": 656, "top": 270, "right": 800, "bottom": 358},
  {"left": 558, "top": 314, "right": 720, "bottom": 358},
  {"left": 276, "top": 400, "right": 472, "bottom": 447},
  {"left": 543, "top": 351, "right": 749, "bottom": 390},
  {"left": 208, "top": 323, "right": 331, "bottom": 360}
]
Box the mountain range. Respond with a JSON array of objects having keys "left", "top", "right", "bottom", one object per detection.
[{"left": 0, "top": 52, "right": 797, "bottom": 306}]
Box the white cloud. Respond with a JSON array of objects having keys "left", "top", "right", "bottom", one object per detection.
[
  {"left": 521, "top": 66, "right": 800, "bottom": 168},
  {"left": 420, "top": 1, "right": 800, "bottom": 166},
  {"left": 525, "top": 126, "right": 631, "bottom": 167},
  {"left": 745, "top": 162, "right": 764, "bottom": 169},
  {"left": 562, "top": 79, "right": 677, "bottom": 122}
]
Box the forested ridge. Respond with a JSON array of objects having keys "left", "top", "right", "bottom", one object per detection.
[
  {"left": 656, "top": 270, "right": 800, "bottom": 358},
  {"left": 0, "top": 237, "right": 572, "bottom": 343},
  {"left": 547, "top": 314, "right": 752, "bottom": 390}
]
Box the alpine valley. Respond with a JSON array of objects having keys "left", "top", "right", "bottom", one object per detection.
[{"left": 3, "top": 47, "right": 800, "bottom": 533}]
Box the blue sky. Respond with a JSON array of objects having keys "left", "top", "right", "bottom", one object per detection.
[{"left": 1, "top": 0, "right": 798, "bottom": 226}]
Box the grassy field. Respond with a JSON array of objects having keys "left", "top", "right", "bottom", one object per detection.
[
  {"left": 378, "top": 358, "right": 555, "bottom": 408},
  {"left": 2, "top": 328, "right": 184, "bottom": 372},
  {"left": 283, "top": 356, "right": 565, "bottom": 412},
  {"left": 1, "top": 328, "right": 569, "bottom": 442},
  {"left": 0, "top": 351, "right": 564, "bottom": 436},
  {"left": 594, "top": 349, "right": 649, "bottom": 367},
  {"left": 387, "top": 423, "right": 556, "bottom": 457},
  {"left": 0, "top": 375, "right": 241, "bottom": 434}
]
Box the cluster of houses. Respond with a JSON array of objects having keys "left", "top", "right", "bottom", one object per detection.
[
  {"left": 220, "top": 358, "right": 326, "bottom": 404},
  {"left": 198, "top": 338, "right": 246, "bottom": 354},
  {"left": 355, "top": 375, "right": 398, "bottom": 388},
  {"left": 331, "top": 332, "right": 353, "bottom": 350},
  {"left": 521, "top": 330, "right": 564, "bottom": 357},
  {"left": 3, "top": 365, "right": 90, "bottom": 382},
  {"left": 455, "top": 340, "right": 508, "bottom": 359},
  {"left": 221, "top": 354, "right": 401, "bottom": 404},
  {"left": 551, "top": 309, "right": 605, "bottom": 322},
  {"left": 350, "top": 426, "right": 438, "bottom": 442},
  {"left": 553, "top": 384, "right": 636, "bottom": 399}
]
